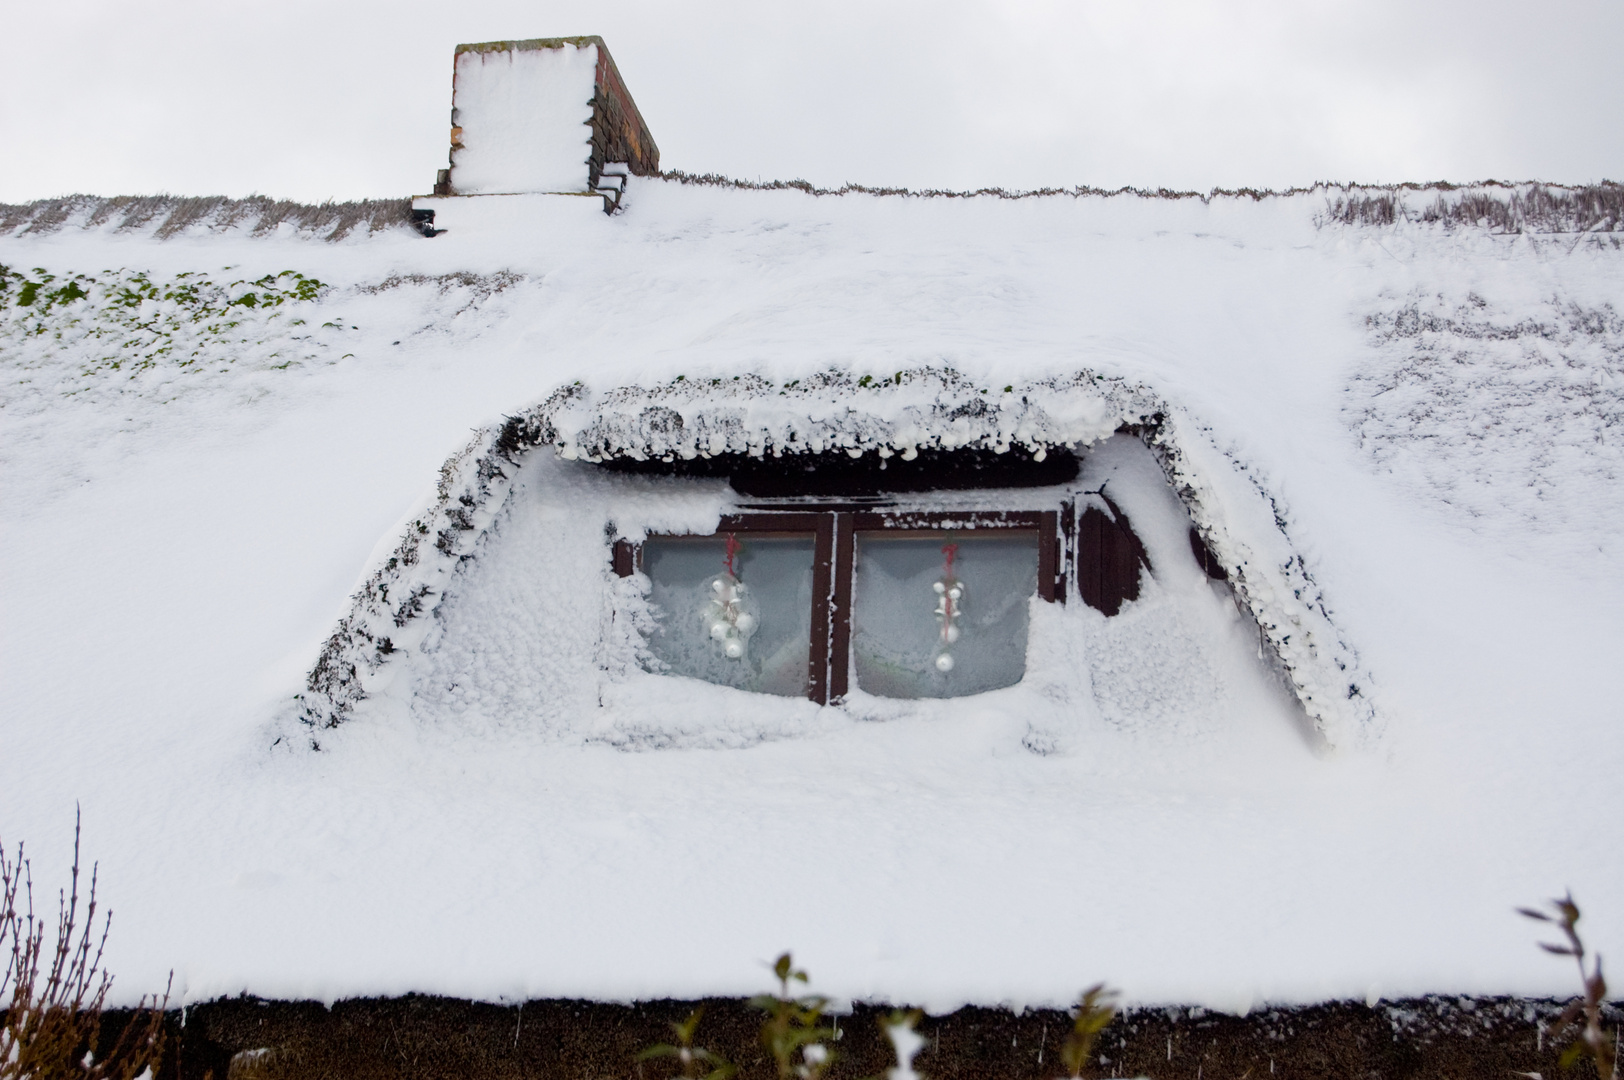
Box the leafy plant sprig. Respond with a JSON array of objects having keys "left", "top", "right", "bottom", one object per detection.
[
  {"left": 637, "top": 1006, "right": 737, "bottom": 1080},
  {"left": 1519, "top": 893, "right": 1617, "bottom": 1079},
  {"left": 1058, "top": 983, "right": 1119, "bottom": 1080},
  {"left": 750, "top": 952, "right": 837, "bottom": 1080}
]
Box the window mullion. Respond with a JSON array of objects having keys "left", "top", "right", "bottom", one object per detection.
[
  {"left": 1038, "top": 509, "right": 1060, "bottom": 603},
  {"left": 1059, "top": 499, "right": 1075, "bottom": 604},
  {"left": 808, "top": 515, "right": 836, "bottom": 704},
  {"left": 827, "top": 512, "right": 856, "bottom": 703}
]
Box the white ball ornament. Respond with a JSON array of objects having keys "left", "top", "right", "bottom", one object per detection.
[
  {"left": 934, "top": 653, "right": 955, "bottom": 672},
  {"left": 734, "top": 612, "right": 757, "bottom": 635},
  {"left": 948, "top": 586, "right": 963, "bottom": 601},
  {"left": 944, "top": 624, "right": 960, "bottom": 643},
  {"left": 933, "top": 581, "right": 946, "bottom": 594},
  {"left": 724, "top": 637, "right": 746, "bottom": 659},
  {"left": 709, "top": 619, "right": 729, "bottom": 640}
]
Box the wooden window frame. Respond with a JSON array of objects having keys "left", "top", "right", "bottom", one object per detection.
[{"left": 613, "top": 504, "right": 1069, "bottom": 705}]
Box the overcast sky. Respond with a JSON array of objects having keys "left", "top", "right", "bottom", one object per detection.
[{"left": 3, "top": 0, "right": 1620, "bottom": 204}]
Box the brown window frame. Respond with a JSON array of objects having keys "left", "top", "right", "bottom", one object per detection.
[{"left": 613, "top": 505, "right": 1069, "bottom": 705}]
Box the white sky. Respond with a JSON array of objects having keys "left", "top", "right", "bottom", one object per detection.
[{"left": 3, "top": 0, "right": 1621, "bottom": 204}]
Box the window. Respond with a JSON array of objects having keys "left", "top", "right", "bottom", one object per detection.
[
  {"left": 641, "top": 533, "right": 816, "bottom": 697},
  {"left": 615, "top": 509, "right": 1064, "bottom": 704},
  {"left": 852, "top": 530, "right": 1039, "bottom": 699}
]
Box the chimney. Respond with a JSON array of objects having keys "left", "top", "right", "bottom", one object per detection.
[{"left": 440, "top": 36, "right": 658, "bottom": 199}]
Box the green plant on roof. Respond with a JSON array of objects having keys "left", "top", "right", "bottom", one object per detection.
[
  {"left": 751, "top": 952, "right": 836, "bottom": 1080},
  {"left": 1058, "top": 983, "right": 1119, "bottom": 1080},
  {"left": 637, "top": 1006, "right": 737, "bottom": 1080},
  {"left": 0, "top": 267, "right": 331, "bottom": 378}
]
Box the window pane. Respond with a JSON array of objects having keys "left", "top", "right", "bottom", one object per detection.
[
  {"left": 853, "top": 533, "right": 1038, "bottom": 699},
  {"left": 643, "top": 536, "right": 815, "bottom": 697}
]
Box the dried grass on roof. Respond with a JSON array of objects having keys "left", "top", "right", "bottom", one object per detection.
[
  {"left": 0, "top": 195, "right": 415, "bottom": 241},
  {"left": 659, "top": 171, "right": 1623, "bottom": 234},
  {"left": 1325, "top": 181, "right": 1623, "bottom": 233},
  {"left": 5, "top": 181, "right": 1617, "bottom": 238}
]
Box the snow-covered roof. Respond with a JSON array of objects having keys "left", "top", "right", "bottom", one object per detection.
[{"left": 2, "top": 42, "right": 1621, "bottom": 1013}]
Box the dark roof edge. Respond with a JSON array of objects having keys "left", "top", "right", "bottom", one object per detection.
[{"left": 454, "top": 36, "right": 603, "bottom": 55}]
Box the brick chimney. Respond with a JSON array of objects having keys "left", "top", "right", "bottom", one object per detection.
[{"left": 436, "top": 36, "right": 658, "bottom": 198}]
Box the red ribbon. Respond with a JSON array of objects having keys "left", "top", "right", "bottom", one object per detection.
[{"left": 941, "top": 542, "right": 960, "bottom": 625}]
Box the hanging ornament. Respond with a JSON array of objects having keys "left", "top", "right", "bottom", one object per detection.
[
  {"left": 932, "top": 541, "right": 963, "bottom": 673},
  {"left": 703, "top": 533, "right": 757, "bottom": 661}
]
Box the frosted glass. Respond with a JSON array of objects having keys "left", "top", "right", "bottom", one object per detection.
[
  {"left": 644, "top": 536, "right": 815, "bottom": 696},
  {"left": 853, "top": 533, "right": 1037, "bottom": 699}
]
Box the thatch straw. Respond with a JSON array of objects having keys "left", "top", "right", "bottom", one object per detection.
[
  {"left": 1324, "top": 182, "right": 1622, "bottom": 233},
  {"left": 0, "top": 195, "right": 415, "bottom": 241},
  {"left": 4, "top": 181, "right": 1616, "bottom": 238},
  {"left": 660, "top": 172, "right": 1621, "bottom": 234}
]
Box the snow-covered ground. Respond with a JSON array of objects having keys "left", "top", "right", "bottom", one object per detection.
[{"left": 1, "top": 181, "right": 1620, "bottom": 1012}]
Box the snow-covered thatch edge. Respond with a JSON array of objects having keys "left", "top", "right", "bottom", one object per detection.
[
  {"left": 9, "top": 181, "right": 1617, "bottom": 246},
  {"left": 0, "top": 194, "right": 417, "bottom": 242},
  {"left": 552, "top": 369, "right": 1124, "bottom": 462},
  {"left": 295, "top": 370, "right": 1375, "bottom": 749}
]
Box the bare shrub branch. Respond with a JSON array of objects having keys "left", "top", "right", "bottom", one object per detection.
[{"left": 1, "top": 809, "right": 169, "bottom": 1080}]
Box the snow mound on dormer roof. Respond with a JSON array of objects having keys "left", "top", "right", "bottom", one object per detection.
[{"left": 550, "top": 369, "right": 1138, "bottom": 461}]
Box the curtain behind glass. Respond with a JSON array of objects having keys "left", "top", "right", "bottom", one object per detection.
[
  {"left": 853, "top": 533, "right": 1037, "bottom": 699},
  {"left": 643, "top": 536, "right": 815, "bottom": 696}
]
